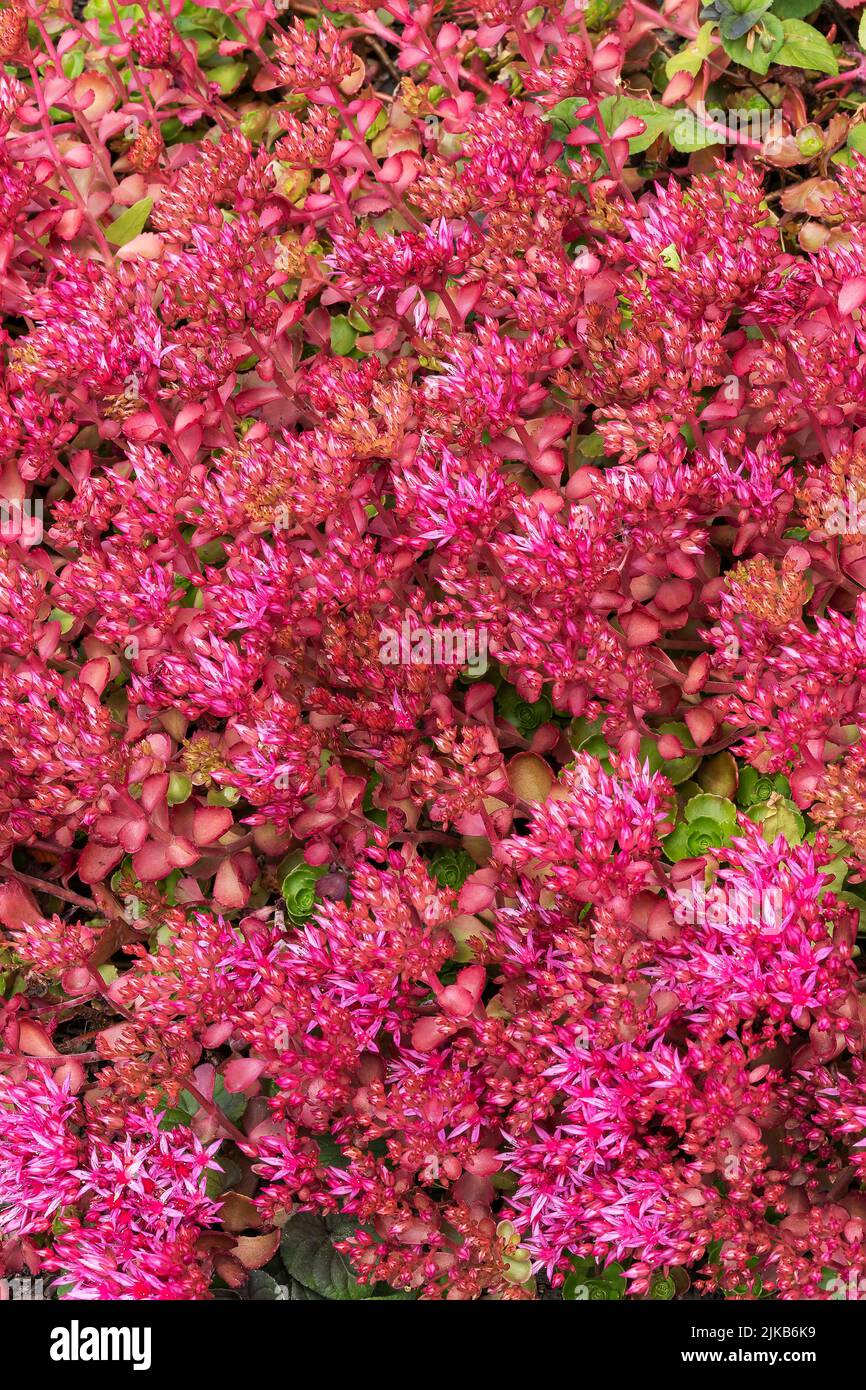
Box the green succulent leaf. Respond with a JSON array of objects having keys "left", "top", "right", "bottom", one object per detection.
[
  {"left": 664, "top": 794, "right": 739, "bottom": 861},
  {"left": 662, "top": 821, "right": 695, "bottom": 862},
  {"left": 650, "top": 1273, "right": 677, "bottom": 1300},
  {"left": 330, "top": 313, "right": 357, "bottom": 356},
  {"left": 746, "top": 794, "right": 805, "bottom": 845},
  {"left": 429, "top": 847, "right": 475, "bottom": 891},
  {"left": 498, "top": 686, "right": 553, "bottom": 736},
  {"left": 684, "top": 793, "right": 739, "bottom": 835},
  {"left": 105, "top": 196, "right": 153, "bottom": 246},
  {"left": 280, "top": 850, "right": 327, "bottom": 923},
  {"left": 736, "top": 766, "right": 791, "bottom": 807}
]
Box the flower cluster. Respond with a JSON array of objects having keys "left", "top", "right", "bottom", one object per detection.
[{"left": 3, "top": 0, "right": 866, "bottom": 1304}]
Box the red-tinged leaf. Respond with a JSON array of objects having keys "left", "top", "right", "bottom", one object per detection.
[
  {"left": 0, "top": 878, "right": 41, "bottom": 930},
  {"left": 79, "top": 657, "right": 110, "bottom": 695},
  {"left": 212, "top": 857, "right": 251, "bottom": 909},
  {"left": 219, "top": 1192, "right": 263, "bottom": 1234},
  {"left": 193, "top": 805, "right": 233, "bottom": 846},
  {"left": 78, "top": 842, "right": 125, "bottom": 884},
  {"left": 222, "top": 1057, "right": 266, "bottom": 1093},
  {"left": 233, "top": 1230, "right": 281, "bottom": 1270},
  {"left": 412, "top": 1015, "right": 458, "bottom": 1051},
  {"left": 18, "top": 1020, "right": 55, "bottom": 1057}
]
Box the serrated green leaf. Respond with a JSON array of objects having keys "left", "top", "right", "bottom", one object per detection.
[
  {"left": 775, "top": 18, "right": 838, "bottom": 74},
  {"left": 669, "top": 107, "right": 724, "bottom": 153},
  {"left": 597, "top": 95, "right": 677, "bottom": 154},
  {"left": 105, "top": 196, "right": 153, "bottom": 246}
]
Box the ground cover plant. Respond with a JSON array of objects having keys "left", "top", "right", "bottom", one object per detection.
[{"left": 6, "top": 0, "right": 866, "bottom": 1303}]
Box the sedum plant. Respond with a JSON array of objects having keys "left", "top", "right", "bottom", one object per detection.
[{"left": 3, "top": 0, "right": 866, "bottom": 1305}]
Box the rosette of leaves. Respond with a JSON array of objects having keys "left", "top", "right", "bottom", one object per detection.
[
  {"left": 246, "top": 1213, "right": 411, "bottom": 1301},
  {"left": 429, "top": 847, "right": 475, "bottom": 891},
  {"left": 568, "top": 717, "right": 698, "bottom": 785},
  {"left": 663, "top": 793, "right": 739, "bottom": 862},
  {"left": 497, "top": 685, "right": 553, "bottom": 736},
  {"left": 746, "top": 793, "right": 805, "bottom": 845},
  {"left": 736, "top": 766, "right": 791, "bottom": 807},
  {"left": 280, "top": 851, "right": 327, "bottom": 924},
  {"left": 562, "top": 1257, "right": 627, "bottom": 1301},
  {"left": 649, "top": 1273, "right": 677, "bottom": 1300}
]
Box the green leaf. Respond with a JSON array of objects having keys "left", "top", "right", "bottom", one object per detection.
[
  {"left": 246, "top": 1270, "right": 325, "bottom": 1300},
  {"left": 330, "top": 313, "right": 357, "bottom": 356},
  {"left": 775, "top": 18, "right": 838, "bottom": 74},
  {"left": 158, "top": 1076, "right": 244, "bottom": 1131},
  {"left": 848, "top": 124, "right": 866, "bottom": 154},
  {"left": 546, "top": 96, "right": 583, "bottom": 142},
  {"left": 280, "top": 1213, "right": 372, "bottom": 1300},
  {"left": 61, "top": 49, "right": 85, "bottom": 79},
  {"left": 736, "top": 766, "right": 790, "bottom": 807},
  {"left": 721, "top": 14, "right": 785, "bottom": 73},
  {"left": 105, "top": 196, "right": 153, "bottom": 246},
  {"left": 720, "top": 0, "right": 775, "bottom": 40},
  {"left": 770, "top": 0, "right": 819, "bottom": 17},
  {"left": 48, "top": 607, "right": 74, "bottom": 634},
  {"left": 246, "top": 1271, "right": 291, "bottom": 1300},
  {"left": 212, "top": 1074, "right": 246, "bottom": 1124},
  {"left": 206, "top": 61, "right": 248, "bottom": 95},
  {"left": 684, "top": 793, "right": 739, "bottom": 835},
  {"left": 597, "top": 95, "right": 677, "bottom": 154},
  {"left": 663, "top": 793, "right": 739, "bottom": 862},
  {"left": 665, "top": 22, "right": 715, "bottom": 79},
  {"left": 746, "top": 795, "right": 805, "bottom": 845},
  {"left": 669, "top": 107, "right": 724, "bottom": 153},
  {"left": 656, "top": 720, "right": 700, "bottom": 785},
  {"left": 662, "top": 821, "right": 695, "bottom": 862},
  {"left": 860, "top": 7, "right": 866, "bottom": 51}
]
